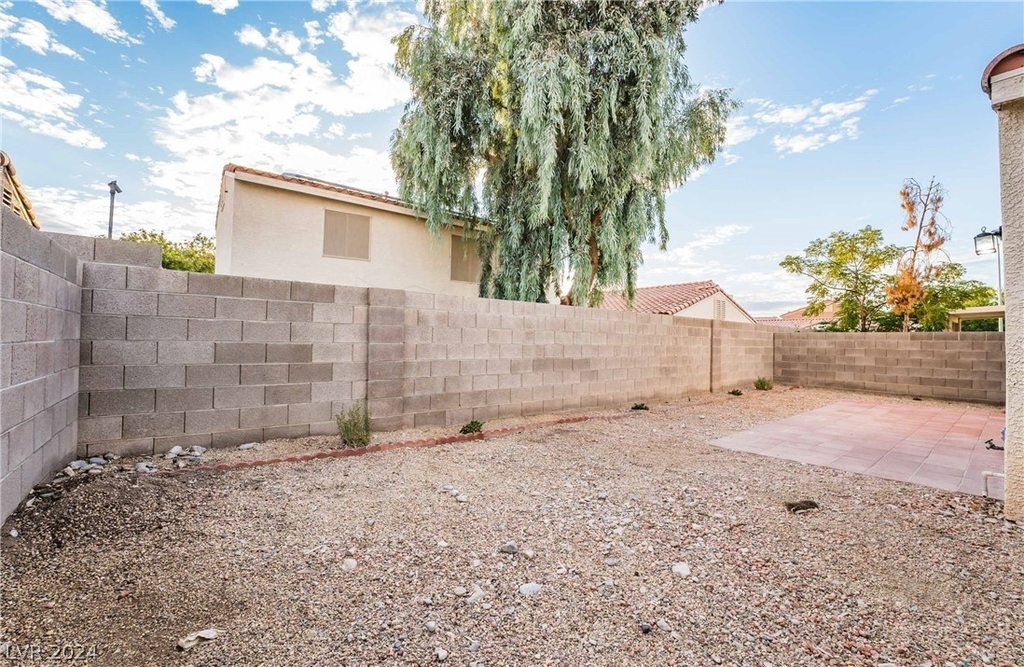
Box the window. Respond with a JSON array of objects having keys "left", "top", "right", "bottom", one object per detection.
[
  {"left": 323, "top": 210, "right": 370, "bottom": 260},
  {"left": 714, "top": 298, "right": 726, "bottom": 320},
  {"left": 450, "top": 234, "right": 481, "bottom": 283}
]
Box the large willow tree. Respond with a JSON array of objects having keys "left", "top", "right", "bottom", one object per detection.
[{"left": 391, "top": 0, "right": 734, "bottom": 305}]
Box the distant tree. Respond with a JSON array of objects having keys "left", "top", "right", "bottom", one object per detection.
[
  {"left": 912, "top": 263, "right": 997, "bottom": 331},
  {"left": 885, "top": 177, "right": 951, "bottom": 331},
  {"left": 781, "top": 226, "right": 901, "bottom": 332},
  {"left": 119, "top": 229, "right": 215, "bottom": 273},
  {"left": 391, "top": 0, "right": 735, "bottom": 306}
]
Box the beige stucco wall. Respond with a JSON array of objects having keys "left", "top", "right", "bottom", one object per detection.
[
  {"left": 678, "top": 293, "right": 754, "bottom": 324},
  {"left": 216, "top": 177, "right": 479, "bottom": 298},
  {"left": 990, "top": 70, "right": 1023, "bottom": 519}
]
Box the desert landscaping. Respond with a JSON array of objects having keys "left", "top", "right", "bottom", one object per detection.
[{"left": 2, "top": 388, "right": 1021, "bottom": 667}]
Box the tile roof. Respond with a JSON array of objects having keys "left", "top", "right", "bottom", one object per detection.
[
  {"left": 1, "top": 150, "right": 39, "bottom": 229},
  {"left": 600, "top": 280, "right": 723, "bottom": 315},
  {"left": 223, "top": 163, "right": 412, "bottom": 210},
  {"left": 754, "top": 316, "right": 831, "bottom": 330}
]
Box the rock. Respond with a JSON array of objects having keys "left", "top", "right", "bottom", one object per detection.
[
  {"left": 521, "top": 549, "right": 536, "bottom": 559},
  {"left": 442, "top": 484, "right": 454, "bottom": 491},
  {"left": 70, "top": 460, "right": 88, "bottom": 470},
  {"left": 425, "top": 621, "right": 437, "bottom": 633},
  {"left": 435, "top": 647, "right": 448, "bottom": 662},
  {"left": 640, "top": 623, "right": 651, "bottom": 634},
  {"left": 453, "top": 586, "right": 468, "bottom": 597},
  {"left": 672, "top": 562, "right": 691, "bottom": 577},
  {"left": 456, "top": 495, "right": 469, "bottom": 503},
  {"left": 135, "top": 462, "right": 157, "bottom": 474},
  {"left": 466, "top": 585, "right": 485, "bottom": 604},
  {"left": 518, "top": 582, "right": 542, "bottom": 595},
  {"left": 87, "top": 467, "right": 104, "bottom": 475},
  {"left": 9, "top": 529, "right": 18, "bottom": 538},
  {"left": 656, "top": 618, "right": 672, "bottom": 632},
  {"left": 191, "top": 446, "right": 207, "bottom": 455},
  {"left": 176, "top": 628, "right": 219, "bottom": 651},
  {"left": 469, "top": 641, "right": 480, "bottom": 652},
  {"left": 605, "top": 558, "right": 619, "bottom": 566},
  {"left": 342, "top": 558, "right": 357, "bottom": 572},
  {"left": 498, "top": 540, "right": 518, "bottom": 554},
  {"left": 88, "top": 456, "right": 107, "bottom": 465},
  {"left": 437, "top": 540, "right": 449, "bottom": 548},
  {"left": 62, "top": 467, "right": 75, "bottom": 477},
  {"left": 447, "top": 489, "right": 459, "bottom": 497},
  {"left": 597, "top": 491, "right": 608, "bottom": 500},
  {"left": 239, "top": 443, "right": 257, "bottom": 450}
]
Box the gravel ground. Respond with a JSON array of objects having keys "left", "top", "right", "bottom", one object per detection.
[{"left": 1, "top": 387, "right": 1021, "bottom": 667}]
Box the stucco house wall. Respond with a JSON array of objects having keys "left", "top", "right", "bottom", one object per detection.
[
  {"left": 216, "top": 169, "right": 479, "bottom": 298},
  {"left": 676, "top": 292, "right": 754, "bottom": 324}
]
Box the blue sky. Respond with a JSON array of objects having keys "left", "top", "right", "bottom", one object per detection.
[{"left": 1, "top": 1, "right": 1021, "bottom": 315}]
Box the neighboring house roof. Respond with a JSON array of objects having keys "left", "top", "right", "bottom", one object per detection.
[
  {"left": 982, "top": 43, "right": 1024, "bottom": 94},
  {"left": 223, "top": 163, "right": 411, "bottom": 211},
  {"left": 1, "top": 150, "right": 39, "bottom": 229},
  {"left": 601, "top": 280, "right": 755, "bottom": 322},
  {"left": 754, "top": 316, "right": 829, "bottom": 330}
]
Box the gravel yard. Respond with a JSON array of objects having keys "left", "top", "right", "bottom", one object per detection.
[{"left": 1, "top": 388, "right": 1021, "bottom": 667}]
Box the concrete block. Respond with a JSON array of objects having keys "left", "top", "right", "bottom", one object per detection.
[
  {"left": 188, "top": 272, "right": 242, "bottom": 297},
  {"left": 124, "top": 364, "right": 186, "bottom": 389},
  {"left": 242, "top": 276, "right": 291, "bottom": 300},
  {"left": 0, "top": 301, "right": 27, "bottom": 343},
  {"left": 240, "top": 364, "right": 289, "bottom": 385},
  {"left": 8, "top": 344, "right": 36, "bottom": 386},
  {"left": 309, "top": 420, "right": 335, "bottom": 436},
  {"left": 216, "top": 297, "right": 267, "bottom": 321},
  {"left": 334, "top": 285, "right": 368, "bottom": 305},
  {"left": 127, "top": 266, "right": 188, "bottom": 292},
  {"left": 156, "top": 387, "right": 213, "bottom": 412},
  {"left": 288, "top": 401, "right": 331, "bottom": 424},
  {"left": 46, "top": 232, "right": 95, "bottom": 261},
  {"left": 333, "top": 324, "right": 365, "bottom": 343},
  {"left": 311, "top": 382, "right": 352, "bottom": 402},
  {"left": 242, "top": 321, "right": 290, "bottom": 342},
  {"left": 90, "top": 340, "right": 157, "bottom": 366},
  {"left": 312, "top": 303, "right": 353, "bottom": 323},
  {"left": 84, "top": 437, "right": 153, "bottom": 458},
  {"left": 289, "top": 362, "right": 333, "bottom": 383},
  {"left": 312, "top": 343, "right": 353, "bottom": 362},
  {"left": 211, "top": 428, "right": 264, "bottom": 448},
  {"left": 82, "top": 263, "right": 127, "bottom": 289},
  {"left": 368, "top": 343, "right": 403, "bottom": 362},
  {"left": 188, "top": 319, "right": 242, "bottom": 342},
  {"left": 94, "top": 238, "right": 162, "bottom": 267},
  {"left": 185, "top": 364, "right": 240, "bottom": 387},
  {"left": 77, "top": 416, "right": 121, "bottom": 442},
  {"left": 268, "top": 301, "right": 312, "bottom": 322},
  {"left": 81, "top": 314, "right": 126, "bottom": 340},
  {"left": 185, "top": 408, "right": 239, "bottom": 434},
  {"left": 214, "top": 385, "right": 265, "bottom": 409},
  {"left": 265, "top": 383, "right": 311, "bottom": 405},
  {"left": 79, "top": 365, "right": 123, "bottom": 391},
  {"left": 332, "top": 362, "right": 365, "bottom": 381},
  {"left": 158, "top": 294, "right": 215, "bottom": 318},
  {"left": 89, "top": 389, "right": 155, "bottom": 416},
  {"left": 291, "top": 322, "right": 335, "bottom": 343},
  {"left": 240, "top": 405, "right": 288, "bottom": 428},
  {"left": 157, "top": 341, "right": 215, "bottom": 365},
  {"left": 123, "top": 412, "right": 185, "bottom": 438},
  {"left": 291, "top": 281, "right": 335, "bottom": 303},
  {"left": 127, "top": 316, "right": 187, "bottom": 340},
  {"left": 215, "top": 342, "right": 266, "bottom": 364},
  {"left": 267, "top": 343, "right": 313, "bottom": 363}
]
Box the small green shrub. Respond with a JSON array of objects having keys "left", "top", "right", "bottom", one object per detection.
[
  {"left": 459, "top": 420, "right": 483, "bottom": 434},
  {"left": 336, "top": 403, "right": 372, "bottom": 448},
  {"left": 631, "top": 403, "right": 649, "bottom": 411},
  {"left": 728, "top": 388, "right": 743, "bottom": 396},
  {"left": 754, "top": 377, "right": 773, "bottom": 391}
]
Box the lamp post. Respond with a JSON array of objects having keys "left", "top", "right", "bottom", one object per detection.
[
  {"left": 107, "top": 180, "right": 122, "bottom": 239},
  {"left": 973, "top": 225, "right": 1003, "bottom": 331}
]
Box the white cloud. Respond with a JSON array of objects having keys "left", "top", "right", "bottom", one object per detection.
[
  {"left": 125, "top": 153, "right": 142, "bottom": 161},
  {"left": 34, "top": 0, "right": 137, "bottom": 45},
  {"left": 196, "top": 0, "right": 238, "bottom": 15},
  {"left": 140, "top": 0, "right": 174, "bottom": 30},
  {"left": 0, "top": 56, "right": 105, "bottom": 148},
  {"left": 893, "top": 96, "right": 911, "bottom": 104},
  {"left": 236, "top": 25, "right": 267, "bottom": 48},
  {"left": 311, "top": 0, "right": 338, "bottom": 12},
  {"left": 235, "top": 25, "right": 303, "bottom": 56},
  {"left": 0, "top": 8, "right": 81, "bottom": 58},
  {"left": 724, "top": 115, "right": 759, "bottom": 147},
  {"left": 325, "top": 122, "right": 346, "bottom": 138},
  {"left": 763, "top": 89, "right": 876, "bottom": 155}
]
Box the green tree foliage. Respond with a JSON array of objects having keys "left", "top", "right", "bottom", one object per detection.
[
  {"left": 912, "top": 263, "right": 997, "bottom": 332},
  {"left": 119, "top": 229, "right": 216, "bottom": 273},
  {"left": 780, "top": 226, "right": 901, "bottom": 332},
  {"left": 391, "top": 0, "right": 735, "bottom": 305}
]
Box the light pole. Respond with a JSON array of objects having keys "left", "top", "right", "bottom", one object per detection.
[
  {"left": 973, "top": 225, "right": 1003, "bottom": 331},
  {"left": 107, "top": 180, "right": 122, "bottom": 239}
]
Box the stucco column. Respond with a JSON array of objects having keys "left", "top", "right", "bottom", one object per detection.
[{"left": 983, "top": 46, "right": 1024, "bottom": 519}]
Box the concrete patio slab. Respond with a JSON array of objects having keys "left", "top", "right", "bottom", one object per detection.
[{"left": 713, "top": 400, "right": 1006, "bottom": 499}]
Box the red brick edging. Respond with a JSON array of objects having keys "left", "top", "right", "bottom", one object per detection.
[{"left": 153, "top": 412, "right": 636, "bottom": 475}]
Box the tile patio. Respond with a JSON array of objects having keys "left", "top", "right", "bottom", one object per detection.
[{"left": 713, "top": 400, "right": 1006, "bottom": 499}]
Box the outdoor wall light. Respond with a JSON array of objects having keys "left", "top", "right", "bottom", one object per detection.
[{"left": 974, "top": 226, "right": 1002, "bottom": 255}]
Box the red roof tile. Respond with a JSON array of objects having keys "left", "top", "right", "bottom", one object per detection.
[
  {"left": 601, "top": 281, "right": 723, "bottom": 315},
  {"left": 754, "top": 317, "right": 831, "bottom": 330}
]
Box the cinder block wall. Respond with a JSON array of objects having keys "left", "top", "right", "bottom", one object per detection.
[
  {"left": 366, "top": 289, "right": 714, "bottom": 430},
  {"left": 1, "top": 210, "right": 82, "bottom": 521},
  {"left": 77, "top": 266, "right": 368, "bottom": 457},
  {"left": 711, "top": 320, "right": 775, "bottom": 391},
  {"left": 775, "top": 331, "right": 1005, "bottom": 403}
]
